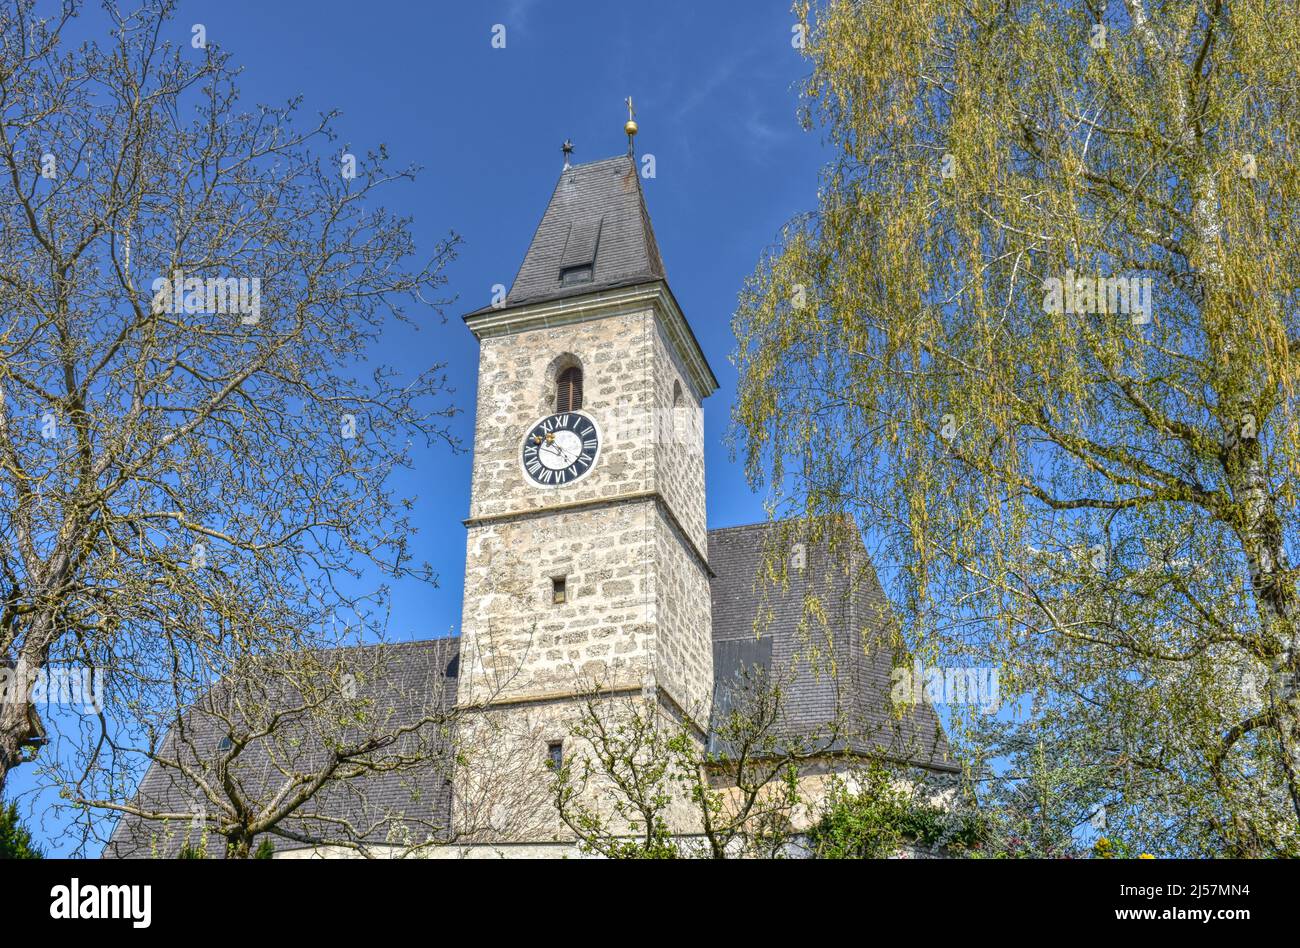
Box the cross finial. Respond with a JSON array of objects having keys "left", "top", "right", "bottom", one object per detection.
[
  {"left": 561, "top": 138, "right": 574, "bottom": 169},
  {"left": 623, "top": 96, "right": 638, "bottom": 156}
]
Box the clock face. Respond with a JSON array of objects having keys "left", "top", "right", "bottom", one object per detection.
[{"left": 520, "top": 411, "right": 600, "bottom": 487}]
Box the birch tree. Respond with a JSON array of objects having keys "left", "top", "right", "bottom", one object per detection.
[{"left": 734, "top": 0, "right": 1300, "bottom": 855}]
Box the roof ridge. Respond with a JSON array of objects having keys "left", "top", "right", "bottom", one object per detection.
[
  {"left": 633, "top": 162, "right": 666, "bottom": 280},
  {"left": 565, "top": 154, "right": 634, "bottom": 170},
  {"left": 707, "top": 520, "right": 789, "bottom": 535}
]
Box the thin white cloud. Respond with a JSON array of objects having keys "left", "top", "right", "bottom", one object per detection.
[
  {"left": 505, "top": 0, "right": 541, "bottom": 33},
  {"left": 671, "top": 52, "right": 747, "bottom": 123},
  {"left": 745, "top": 109, "right": 784, "bottom": 147}
]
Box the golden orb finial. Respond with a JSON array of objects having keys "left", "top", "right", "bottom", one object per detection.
[{"left": 624, "top": 96, "right": 638, "bottom": 153}]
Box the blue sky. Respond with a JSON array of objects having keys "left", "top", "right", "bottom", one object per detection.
[
  {"left": 173, "top": 0, "right": 829, "bottom": 640},
  {"left": 12, "top": 0, "right": 831, "bottom": 848}
]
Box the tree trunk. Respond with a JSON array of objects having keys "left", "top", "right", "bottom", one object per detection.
[
  {"left": 0, "top": 659, "right": 41, "bottom": 795},
  {"left": 226, "top": 832, "right": 254, "bottom": 859},
  {"left": 0, "top": 605, "right": 58, "bottom": 795},
  {"left": 1229, "top": 439, "right": 1300, "bottom": 823}
]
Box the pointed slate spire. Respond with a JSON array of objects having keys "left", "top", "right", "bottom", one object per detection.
[{"left": 483, "top": 154, "right": 666, "bottom": 313}]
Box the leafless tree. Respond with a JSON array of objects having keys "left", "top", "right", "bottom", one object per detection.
[
  {"left": 0, "top": 0, "right": 459, "bottom": 797},
  {"left": 52, "top": 634, "right": 460, "bottom": 858}
]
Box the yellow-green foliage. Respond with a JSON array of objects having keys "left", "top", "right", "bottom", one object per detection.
[{"left": 734, "top": 0, "right": 1300, "bottom": 856}]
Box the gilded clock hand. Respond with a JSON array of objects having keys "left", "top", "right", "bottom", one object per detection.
[{"left": 539, "top": 440, "right": 568, "bottom": 465}]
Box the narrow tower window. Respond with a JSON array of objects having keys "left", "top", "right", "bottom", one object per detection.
[
  {"left": 672, "top": 380, "right": 687, "bottom": 443},
  {"left": 556, "top": 366, "right": 583, "bottom": 412},
  {"left": 546, "top": 741, "right": 564, "bottom": 770},
  {"left": 551, "top": 576, "right": 567, "bottom": 604}
]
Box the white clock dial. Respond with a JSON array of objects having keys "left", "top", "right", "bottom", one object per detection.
[{"left": 520, "top": 411, "right": 600, "bottom": 487}]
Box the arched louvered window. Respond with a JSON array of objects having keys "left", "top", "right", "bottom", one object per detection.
[{"left": 556, "top": 366, "right": 583, "bottom": 412}]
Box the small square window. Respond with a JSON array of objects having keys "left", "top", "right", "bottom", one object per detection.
[
  {"left": 551, "top": 576, "right": 567, "bottom": 604},
  {"left": 546, "top": 741, "right": 564, "bottom": 770}
]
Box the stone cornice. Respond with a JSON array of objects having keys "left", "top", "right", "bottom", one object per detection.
[
  {"left": 464, "top": 281, "right": 719, "bottom": 401},
  {"left": 465, "top": 683, "right": 709, "bottom": 742}
]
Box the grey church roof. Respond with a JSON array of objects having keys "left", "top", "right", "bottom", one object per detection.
[
  {"left": 708, "top": 522, "right": 953, "bottom": 771},
  {"left": 463, "top": 150, "right": 719, "bottom": 398},
  {"left": 105, "top": 523, "right": 952, "bottom": 857},
  {"left": 466, "top": 154, "right": 666, "bottom": 316},
  {"left": 103, "top": 639, "right": 460, "bottom": 859}
]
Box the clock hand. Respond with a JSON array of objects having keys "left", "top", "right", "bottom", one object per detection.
[{"left": 539, "top": 441, "right": 570, "bottom": 465}]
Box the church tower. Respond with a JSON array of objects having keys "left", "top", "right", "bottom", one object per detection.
[{"left": 452, "top": 140, "right": 718, "bottom": 843}]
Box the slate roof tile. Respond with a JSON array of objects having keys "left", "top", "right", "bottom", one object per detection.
[{"left": 707, "top": 521, "right": 954, "bottom": 771}]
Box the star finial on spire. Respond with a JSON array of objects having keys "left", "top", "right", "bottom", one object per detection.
[{"left": 561, "top": 138, "right": 574, "bottom": 169}]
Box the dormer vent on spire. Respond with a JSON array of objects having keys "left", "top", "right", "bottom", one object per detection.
[{"left": 558, "top": 216, "right": 603, "bottom": 286}]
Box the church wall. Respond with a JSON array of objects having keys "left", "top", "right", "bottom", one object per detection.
[
  {"left": 455, "top": 244, "right": 717, "bottom": 843},
  {"left": 456, "top": 296, "right": 716, "bottom": 790},
  {"left": 457, "top": 500, "right": 656, "bottom": 708},
  {"left": 467, "top": 308, "right": 657, "bottom": 522},
  {"left": 649, "top": 311, "right": 707, "bottom": 554},
  {"left": 451, "top": 691, "right": 704, "bottom": 843},
  {"left": 650, "top": 507, "right": 714, "bottom": 725}
]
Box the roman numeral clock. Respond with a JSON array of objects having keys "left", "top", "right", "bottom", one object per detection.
[{"left": 520, "top": 411, "right": 600, "bottom": 487}]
